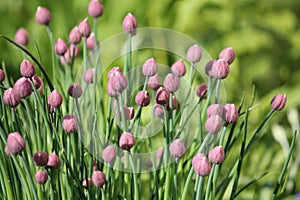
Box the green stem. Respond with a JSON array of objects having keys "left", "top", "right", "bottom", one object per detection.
[
  {"left": 129, "top": 153, "right": 139, "bottom": 200},
  {"left": 195, "top": 177, "right": 204, "bottom": 200}
]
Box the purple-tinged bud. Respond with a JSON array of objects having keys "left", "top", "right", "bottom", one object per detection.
[
  {"left": 142, "top": 58, "right": 158, "bottom": 77},
  {"left": 7, "top": 132, "right": 25, "bottom": 155},
  {"left": 83, "top": 68, "right": 95, "bottom": 84},
  {"left": 223, "top": 104, "right": 238, "bottom": 124},
  {"left": 219, "top": 47, "right": 235, "bottom": 64},
  {"left": 68, "top": 84, "right": 83, "bottom": 98},
  {"left": 207, "top": 104, "right": 223, "bottom": 117},
  {"left": 35, "top": 7, "right": 51, "bottom": 25},
  {"left": 192, "top": 153, "right": 211, "bottom": 176},
  {"left": 271, "top": 94, "right": 287, "bottom": 111},
  {"left": 88, "top": 0, "right": 104, "bottom": 18},
  {"left": 148, "top": 74, "right": 161, "bottom": 90},
  {"left": 92, "top": 170, "right": 106, "bottom": 187},
  {"left": 102, "top": 145, "right": 117, "bottom": 163},
  {"left": 156, "top": 87, "right": 170, "bottom": 105},
  {"left": 3, "top": 88, "right": 20, "bottom": 107},
  {"left": 13, "top": 77, "right": 32, "bottom": 98},
  {"left": 68, "top": 27, "right": 82, "bottom": 44},
  {"left": 122, "top": 13, "right": 138, "bottom": 36},
  {"left": 135, "top": 90, "right": 150, "bottom": 107},
  {"left": 32, "top": 75, "right": 42, "bottom": 91},
  {"left": 164, "top": 73, "right": 180, "bottom": 93},
  {"left": 166, "top": 94, "right": 179, "bottom": 111},
  {"left": 78, "top": 18, "right": 91, "bottom": 37},
  {"left": 211, "top": 59, "right": 230, "bottom": 79},
  {"left": 15, "top": 28, "right": 29, "bottom": 46},
  {"left": 93, "top": 160, "right": 98, "bottom": 171},
  {"left": 62, "top": 114, "right": 77, "bottom": 133},
  {"left": 62, "top": 45, "right": 80, "bottom": 65},
  {"left": 153, "top": 103, "right": 164, "bottom": 118},
  {"left": 108, "top": 67, "right": 122, "bottom": 80},
  {"left": 109, "top": 71, "right": 128, "bottom": 94},
  {"left": 4, "top": 146, "right": 10, "bottom": 157},
  {"left": 47, "top": 152, "right": 60, "bottom": 169},
  {"left": 33, "top": 152, "right": 49, "bottom": 166},
  {"left": 48, "top": 90, "right": 63, "bottom": 107},
  {"left": 119, "top": 132, "right": 135, "bottom": 151},
  {"left": 86, "top": 33, "right": 96, "bottom": 50},
  {"left": 35, "top": 170, "right": 48, "bottom": 185},
  {"left": 196, "top": 83, "right": 207, "bottom": 98},
  {"left": 106, "top": 82, "right": 119, "bottom": 97},
  {"left": 205, "top": 115, "right": 223, "bottom": 134},
  {"left": 171, "top": 59, "right": 186, "bottom": 77},
  {"left": 55, "top": 38, "right": 68, "bottom": 56},
  {"left": 20, "top": 59, "right": 35, "bottom": 78},
  {"left": 0, "top": 69, "right": 5, "bottom": 82},
  {"left": 156, "top": 148, "right": 163, "bottom": 159},
  {"left": 124, "top": 106, "right": 134, "bottom": 120},
  {"left": 169, "top": 139, "right": 186, "bottom": 159},
  {"left": 82, "top": 178, "right": 93, "bottom": 188},
  {"left": 186, "top": 44, "right": 202, "bottom": 63},
  {"left": 209, "top": 146, "right": 225, "bottom": 164},
  {"left": 205, "top": 60, "right": 215, "bottom": 77}
]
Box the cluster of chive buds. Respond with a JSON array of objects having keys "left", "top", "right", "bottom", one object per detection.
[{"left": 2, "top": 0, "right": 288, "bottom": 190}]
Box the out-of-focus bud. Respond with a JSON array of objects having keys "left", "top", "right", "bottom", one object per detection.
[
  {"left": 35, "top": 170, "right": 48, "bottom": 185},
  {"left": 205, "top": 60, "right": 215, "bottom": 77},
  {"left": 223, "top": 104, "right": 238, "bottom": 124},
  {"left": 33, "top": 152, "right": 49, "bottom": 166},
  {"left": 68, "top": 27, "right": 82, "bottom": 45},
  {"left": 142, "top": 58, "right": 158, "bottom": 77},
  {"left": 35, "top": 7, "right": 51, "bottom": 25},
  {"left": 3, "top": 88, "right": 20, "bottom": 107},
  {"left": 163, "top": 73, "right": 180, "bottom": 93},
  {"left": 4, "top": 146, "right": 10, "bottom": 157},
  {"left": 62, "top": 114, "right": 77, "bottom": 133},
  {"left": 209, "top": 146, "right": 225, "bottom": 164},
  {"left": 271, "top": 94, "right": 287, "bottom": 111},
  {"left": 155, "top": 87, "right": 170, "bottom": 105},
  {"left": 196, "top": 83, "right": 207, "bottom": 98},
  {"left": 171, "top": 59, "right": 186, "bottom": 77},
  {"left": 88, "top": 0, "right": 104, "bottom": 18},
  {"left": 124, "top": 106, "right": 134, "bottom": 120},
  {"left": 83, "top": 68, "right": 95, "bottom": 84},
  {"left": 135, "top": 90, "right": 150, "bottom": 107},
  {"left": 192, "top": 153, "right": 211, "bottom": 176},
  {"left": 218, "top": 47, "right": 235, "bottom": 65},
  {"left": 119, "top": 132, "right": 135, "bottom": 151},
  {"left": 32, "top": 75, "right": 42, "bottom": 91},
  {"left": 108, "top": 69, "right": 128, "bottom": 94},
  {"left": 186, "top": 44, "right": 202, "bottom": 63},
  {"left": 47, "top": 151, "right": 60, "bottom": 169},
  {"left": 55, "top": 38, "right": 68, "bottom": 56},
  {"left": 68, "top": 84, "right": 83, "bottom": 98},
  {"left": 169, "top": 139, "right": 186, "bottom": 159},
  {"left": 20, "top": 59, "right": 35, "bottom": 78},
  {"left": 48, "top": 90, "right": 63, "bottom": 107},
  {"left": 166, "top": 94, "right": 179, "bottom": 111},
  {"left": 15, "top": 28, "right": 29, "bottom": 46},
  {"left": 7, "top": 132, "right": 25, "bottom": 155},
  {"left": 86, "top": 33, "right": 96, "bottom": 50},
  {"left": 207, "top": 104, "right": 223, "bottom": 117},
  {"left": 153, "top": 103, "right": 164, "bottom": 118},
  {"left": 210, "top": 59, "right": 230, "bottom": 79},
  {"left": 205, "top": 115, "right": 223, "bottom": 134},
  {"left": 0, "top": 69, "right": 5, "bottom": 82},
  {"left": 13, "top": 77, "right": 32, "bottom": 98},
  {"left": 102, "top": 145, "right": 117, "bottom": 163},
  {"left": 122, "top": 13, "right": 138, "bottom": 36},
  {"left": 92, "top": 170, "right": 106, "bottom": 187},
  {"left": 78, "top": 18, "right": 91, "bottom": 37},
  {"left": 82, "top": 178, "right": 93, "bottom": 188},
  {"left": 148, "top": 74, "right": 161, "bottom": 90}
]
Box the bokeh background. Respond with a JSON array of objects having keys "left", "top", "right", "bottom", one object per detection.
[{"left": 0, "top": 0, "right": 299, "bottom": 198}]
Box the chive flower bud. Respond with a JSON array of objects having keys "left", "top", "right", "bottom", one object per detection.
[
  {"left": 169, "top": 139, "right": 186, "bottom": 159},
  {"left": 7, "top": 132, "right": 25, "bottom": 155},
  {"left": 186, "top": 44, "right": 202, "bottom": 63},
  {"left": 20, "top": 59, "right": 35, "bottom": 78},
  {"left": 0, "top": 69, "right": 5, "bottom": 82},
  {"left": 55, "top": 38, "right": 68, "bottom": 56},
  {"left": 124, "top": 106, "right": 134, "bottom": 120},
  {"left": 47, "top": 152, "right": 60, "bottom": 169},
  {"left": 119, "top": 132, "right": 135, "bottom": 151},
  {"left": 35, "top": 170, "right": 48, "bottom": 185},
  {"left": 192, "top": 153, "right": 211, "bottom": 176},
  {"left": 108, "top": 69, "right": 128, "bottom": 94},
  {"left": 207, "top": 104, "right": 223, "bottom": 117},
  {"left": 3, "top": 88, "right": 20, "bottom": 107},
  {"left": 102, "top": 145, "right": 117, "bottom": 163},
  {"left": 209, "top": 146, "right": 225, "bottom": 164},
  {"left": 83, "top": 68, "right": 95, "bottom": 84},
  {"left": 92, "top": 170, "right": 106, "bottom": 187},
  {"left": 32, "top": 75, "right": 42, "bottom": 91},
  {"left": 171, "top": 59, "right": 186, "bottom": 77},
  {"left": 211, "top": 59, "right": 230, "bottom": 79},
  {"left": 205, "top": 115, "right": 222, "bottom": 134},
  {"left": 148, "top": 74, "right": 161, "bottom": 90},
  {"left": 218, "top": 47, "right": 235, "bottom": 64},
  {"left": 122, "top": 13, "right": 138, "bottom": 36},
  {"left": 142, "top": 58, "right": 158, "bottom": 77},
  {"left": 271, "top": 94, "right": 287, "bottom": 111},
  {"left": 15, "top": 28, "right": 29, "bottom": 46},
  {"left": 82, "top": 178, "right": 93, "bottom": 188},
  {"left": 48, "top": 90, "right": 63, "bottom": 107},
  {"left": 205, "top": 60, "right": 215, "bottom": 77},
  {"left": 153, "top": 103, "right": 164, "bottom": 118},
  {"left": 78, "top": 18, "right": 91, "bottom": 37},
  {"left": 68, "top": 27, "right": 82, "bottom": 45},
  {"left": 163, "top": 73, "right": 180, "bottom": 93},
  {"left": 196, "top": 83, "right": 207, "bottom": 98},
  {"left": 13, "top": 77, "right": 32, "bottom": 98},
  {"left": 155, "top": 87, "right": 170, "bottom": 105},
  {"left": 35, "top": 7, "right": 51, "bottom": 25},
  {"left": 4, "top": 146, "right": 10, "bottom": 157},
  {"left": 88, "top": 0, "right": 104, "bottom": 18},
  {"left": 62, "top": 114, "right": 77, "bottom": 133},
  {"left": 68, "top": 83, "right": 83, "bottom": 98},
  {"left": 86, "top": 33, "right": 96, "bottom": 50},
  {"left": 33, "top": 152, "right": 49, "bottom": 166},
  {"left": 166, "top": 94, "right": 179, "bottom": 111},
  {"left": 135, "top": 90, "right": 150, "bottom": 107},
  {"left": 223, "top": 103, "right": 238, "bottom": 124}
]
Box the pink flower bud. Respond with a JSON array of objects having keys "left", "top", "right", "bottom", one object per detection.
[
  {"left": 142, "top": 58, "right": 158, "bottom": 77},
  {"left": 86, "top": 33, "right": 96, "bottom": 50},
  {"left": 186, "top": 44, "right": 202, "bottom": 63},
  {"left": 219, "top": 47, "right": 235, "bottom": 64},
  {"left": 209, "top": 146, "right": 225, "bottom": 164},
  {"left": 205, "top": 115, "right": 222, "bottom": 134},
  {"left": 156, "top": 148, "right": 163, "bottom": 159},
  {"left": 135, "top": 90, "right": 150, "bottom": 107},
  {"left": 271, "top": 94, "right": 287, "bottom": 111},
  {"left": 55, "top": 38, "right": 68, "bottom": 56},
  {"left": 169, "top": 139, "right": 186, "bottom": 159},
  {"left": 68, "top": 27, "right": 82, "bottom": 44},
  {"left": 78, "top": 18, "right": 91, "bottom": 37},
  {"left": 20, "top": 59, "right": 35, "bottom": 78},
  {"left": 47, "top": 152, "right": 60, "bottom": 169},
  {"left": 82, "top": 178, "right": 93, "bottom": 188},
  {"left": 35, "top": 7, "right": 51, "bottom": 25},
  {"left": 108, "top": 67, "right": 122, "bottom": 80},
  {"left": 196, "top": 83, "right": 207, "bottom": 98},
  {"left": 0, "top": 69, "right": 5, "bottom": 82},
  {"left": 15, "top": 28, "right": 29, "bottom": 46},
  {"left": 211, "top": 59, "right": 230, "bottom": 79},
  {"left": 32, "top": 75, "right": 42, "bottom": 91},
  {"left": 33, "top": 152, "right": 49, "bottom": 166},
  {"left": 119, "top": 132, "right": 135, "bottom": 151},
  {"left": 205, "top": 60, "right": 215, "bottom": 76},
  {"left": 68, "top": 84, "right": 83, "bottom": 98},
  {"left": 223, "top": 104, "right": 238, "bottom": 124},
  {"left": 148, "top": 74, "right": 161, "bottom": 90},
  {"left": 153, "top": 103, "right": 164, "bottom": 118},
  {"left": 3, "top": 88, "right": 20, "bottom": 107},
  {"left": 48, "top": 90, "right": 63, "bottom": 107},
  {"left": 92, "top": 170, "right": 106, "bottom": 187},
  {"left": 164, "top": 73, "right": 180, "bottom": 93},
  {"left": 62, "top": 114, "right": 77, "bottom": 133},
  {"left": 7, "top": 132, "right": 25, "bottom": 155},
  {"left": 156, "top": 87, "right": 170, "bottom": 105},
  {"left": 124, "top": 106, "right": 134, "bottom": 120},
  {"left": 166, "top": 94, "right": 179, "bottom": 111},
  {"left": 106, "top": 82, "right": 119, "bottom": 97},
  {"left": 83, "top": 68, "right": 95, "bottom": 84},
  {"left": 102, "top": 145, "right": 117, "bottom": 163},
  {"left": 122, "top": 13, "right": 138, "bottom": 36},
  {"left": 192, "top": 153, "right": 211, "bottom": 176},
  {"left": 4, "top": 146, "right": 10, "bottom": 157},
  {"left": 35, "top": 170, "right": 48, "bottom": 185},
  {"left": 207, "top": 104, "right": 223, "bottom": 117},
  {"left": 171, "top": 59, "right": 186, "bottom": 77},
  {"left": 62, "top": 45, "right": 80, "bottom": 65},
  {"left": 109, "top": 71, "right": 128, "bottom": 94},
  {"left": 88, "top": 0, "right": 104, "bottom": 18},
  {"left": 13, "top": 77, "right": 32, "bottom": 98}
]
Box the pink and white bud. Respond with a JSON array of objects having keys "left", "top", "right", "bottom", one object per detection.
[
  {"left": 153, "top": 103, "right": 164, "bottom": 118},
  {"left": 83, "top": 68, "right": 95, "bottom": 84},
  {"left": 196, "top": 83, "right": 207, "bottom": 98},
  {"left": 142, "top": 58, "right": 158, "bottom": 77},
  {"left": 20, "top": 59, "right": 35, "bottom": 78},
  {"left": 15, "top": 28, "right": 29, "bottom": 46},
  {"left": 119, "top": 132, "right": 135, "bottom": 151},
  {"left": 68, "top": 27, "right": 82, "bottom": 45},
  {"left": 106, "top": 82, "right": 119, "bottom": 97},
  {"left": 3, "top": 88, "right": 20, "bottom": 107},
  {"left": 192, "top": 153, "right": 211, "bottom": 176},
  {"left": 169, "top": 139, "right": 186, "bottom": 159},
  {"left": 92, "top": 170, "right": 106, "bottom": 187},
  {"left": 164, "top": 73, "right": 180, "bottom": 93},
  {"left": 223, "top": 104, "right": 238, "bottom": 124},
  {"left": 218, "top": 47, "right": 235, "bottom": 64},
  {"left": 13, "top": 77, "right": 32, "bottom": 98},
  {"left": 55, "top": 38, "right": 68, "bottom": 56},
  {"left": 209, "top": 146, "right": 225, "bottom": 164},
  {"left": 88, "top": 0, "right": 104, "bottom": 18},
  {"left": 68, "top": 84, "right": 83, "bottom": 98},
  {"left": 135, "top": 90, "right": 150, "bottom": 107},
  {"left": 78, "top": 18, "right": 91, "bottom": 37},
  {"left": 122, "top": 13, "right": 138, "bottom": 36},
  {"left": 211, "top": 59, "right": 230, "bottom": 79},
  {"left": 35, "top": 7, "right": 51, "bottom": 25},
  {"left": 205, "top": 115, "right": 223, "bottom": 134},
  {"left": 7, "top": 132, "right": 25, "bottom": 155},
  {"left": 156, "top": 87, "right": 170, "bottom": 105},
  {"left": 62, "top": 114, "right": 77, "bottom": 133},
  {"left": 102, "top": 145, "right": 117, "bottom": 163},
  {"left": 148, "top": 74, "right": 161, "bottom": 90},
  {"left": 171, "top": 59, "right": 186, "bottom": 77},
  {"left": 35, "top": 170, "right": 48, "bottom": 185},
  {"left": 186, "top": 44, "right": 202, "bottom": 63},
  {"left": 48, "top": 90, "right": 63, "bottom": 107},
  {"left": 207, "top": 104, "right": 223, "bottom": 117},
  {"left": 47, "top": 152, "right": 60, "bottom": 169},
  {"left": 108, "top": 67, "right": 122, "bottom": 80},
  {"left": 271, "top": 94, "right": 287, "bottom": 111},
  {"left": 33, "top": 152, "right": 49, "bottom": 166}
]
